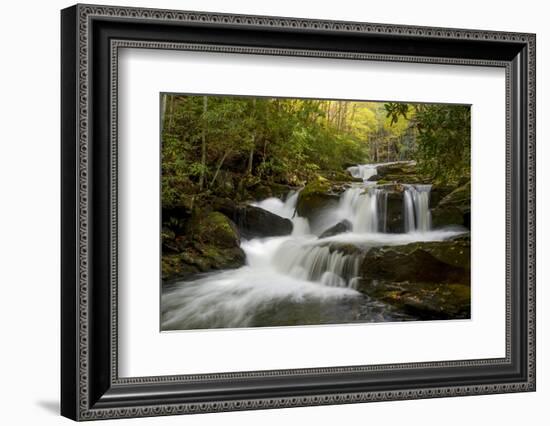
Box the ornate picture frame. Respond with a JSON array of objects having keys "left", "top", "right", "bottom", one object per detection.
[{"left": 61, "top": 4, "right": 535, "bottom": 421}]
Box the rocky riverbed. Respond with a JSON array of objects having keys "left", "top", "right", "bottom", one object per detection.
[{"left": 161, "top": 161, "right": 471, "bottom": 329}]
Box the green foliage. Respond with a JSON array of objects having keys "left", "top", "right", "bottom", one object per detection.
[
  {"left": 161, "top": 95, "right": 373, "bottom": 201},
  {"left": 161, "top": 94, "right": 469, "bottom": 207},
  {"left": 385, "top": 102, "right": 470, "bottom": 184}
]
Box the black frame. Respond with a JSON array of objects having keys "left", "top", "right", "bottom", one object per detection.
[{"left": 61, "top": 4, "right": 536, "bottom": 421}]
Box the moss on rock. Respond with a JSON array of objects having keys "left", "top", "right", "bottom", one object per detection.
[
  {"left": 359, "top": 237, "right": 470, "bottom": 285},
  {"left": 162, "top": 211, "right": 245, "bottom": 283},
  {"left": 296, "top": 176, "right": 339, "bottom": 223},
  {"left": 359, "top": 280, "right": 470, "bottom": 320},
  {"left": 431, "top": 181, "right": 471, "bottom": 229}
]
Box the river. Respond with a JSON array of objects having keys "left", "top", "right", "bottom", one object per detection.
[{"left": 161, "top": 163, "right": 463, "bottom": 331}]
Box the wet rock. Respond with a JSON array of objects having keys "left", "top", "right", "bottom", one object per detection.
[
  {"left": 358, "top": 280, "right": 470, "bottom": 320},
  {"left": 369, "top": 161, "right": 429, "bottom": 184},
  {"left": 429, "top": 184, "right": 455, "bottom": 208},
  {"left": 319, "top": 220, "right": 352, "bottom": 238},
  {"left": 296, "top": 177, "right": 340, "bottom": 224},
  {"left": 162, "top": 211, "right": 246, "bottom": 282},
  {"left": 322, "top": 242, "right": 365, "bottom": 256},
  {"left": 385, "top": 191, "right": 405, "bottom": 233},
  {"left": 431, "top": 181, "right": 470, "bottom": 229},
  {"left": 212, "top": 198, "right": 294, "bottom": 239},
  {"left": 359, "top": 238, "right": 470, "bottom": 285},
  {"left": 223, "top": 204, "right": 293, "bottom": 239},
  {"left": 322, "top": 169, "right": 363, "bottom": 183}
]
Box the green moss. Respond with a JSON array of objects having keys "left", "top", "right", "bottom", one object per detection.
[
  {"left": 162, "top": 211, "right": 246, "bottom": 283},
  {"left": 300, "top": 176, "right": 331, "bottom": 198},
  {"left": 188, "top": 211, "right": 240, "bottom": 248},
  {"left": 295, "top": 176, "right": 339, "bottom": 220},
  {"left": 439, "top": 181, "right": 470, "bottom": 209}
]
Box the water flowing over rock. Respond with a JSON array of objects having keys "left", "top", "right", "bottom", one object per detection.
[
  {"left": 162, "top": 161, "right": 471, "bottom": 330},
  {"left": 216, "top": 201, "right": 294, "bottom": 239},
  {"left": 403, "top": 184, "right": 432, "bottom": 232},
  {"left": 319, "top": 220, "right": 352, "bottom": 238},
  {"left": 252, "top": 190, "right": 310, "bottom": 236},
  {"left": 273, "top": 239, "right": 363, "bottom": 288},
  {"left": 347, "top": 164, "right": 379, "bottom": 181}
]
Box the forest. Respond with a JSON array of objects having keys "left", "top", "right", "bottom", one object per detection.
[
  {"left": 161, "top": 95, "right": 470, "bottom": 209},
  {"left": 160, "top": 94, "right": 472, "bottom": 330}
]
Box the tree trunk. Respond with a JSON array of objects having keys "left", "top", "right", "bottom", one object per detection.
[
  {"left": 210, "top": 150, "right": 231, "bottom": 188},
  {"left": 199, "top": 96, "right": 207, "bottom": 191},
  {"left": 248, "top": 98, "right": 256, "bottom": 175},
  {"left": 168, "top": 95, "right": 175, "bottom": 132},
  {"left": 161, "top": 94, "right": 167, "bottom": 130}
]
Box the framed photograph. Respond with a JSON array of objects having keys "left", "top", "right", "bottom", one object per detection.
[{"left": 61, "top": 4, "right": 536, "bottom": 421}]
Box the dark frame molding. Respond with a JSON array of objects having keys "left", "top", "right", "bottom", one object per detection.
[{"left": 61, "top": 4, "right": 536, "bottom": 421}]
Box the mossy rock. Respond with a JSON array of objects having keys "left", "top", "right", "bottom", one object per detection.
[
  {"left": 187, "top": 211, "right": 241, "bottom": 248},
  {"left": 429, "top": 184, "right": 455, "bottom": 208},
  {"left": 359, "top": 237, "right": 470, "bottom": 285},
  {"left": 296, "top": 177, "right": 339, "bottom": 223},
  {"left": 431, "top": 181, "right": 471, "bottom": 229},
  {"left": 371, "top": 161, "right": 430, "bottom": 184},
  {"left": 161, "top": 252, "right": 201, "bottom": 282},
  {"left": 162, "top": 211, "right": 245, "bottom": 282},
  {"left": 321, "top": 169, "right": 362, "bottom": 183},
  {"left": 358, "top": 280, "right": 470, "bottom": 320}
]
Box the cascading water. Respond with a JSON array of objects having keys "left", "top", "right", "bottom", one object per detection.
[
  {"left": 333, "top": 185, "right": 387, "bottom": 233},
  {"left": 252, "top": 190, "right": 310, "bottom": 235},
  {"left": 347, "top": 164, "right": 378, "bottom": 181},
  {"left": 272, "top": 239, "right": 362, "bottom": 288},
  {"left": 161, "top": 162, "right": 460, "bottom": 330},
  {"left": 403, "top": 184, "right": 432, "bottom": 233}
]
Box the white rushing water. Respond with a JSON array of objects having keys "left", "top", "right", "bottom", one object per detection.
[
  {"left": 162, "top": 163, "right": 461, "bottom": 330},
  {"left": 252, "top": 191, "right": 310, "bottom": 235},
  {"left": 404, "top": 184, "right": 432, "bottom": 232},
  {"left": 347, "top": 164, "right": 378, "bottom": 181}
]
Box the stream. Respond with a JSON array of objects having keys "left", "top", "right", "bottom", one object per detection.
[{"left": 161, "top": 163, "right": 464, "bottom": 331}]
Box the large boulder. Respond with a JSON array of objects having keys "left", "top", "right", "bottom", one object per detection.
[
  {"left": 215, "top": 201, "right": 293, "bottom": 239},
  {"left": 429, "top": 184, "right": 455, "bottom": 208},
  {"left": 357, "top": 237, "right": 471, "bottom": 320},
  {"left": 296, "top": 177, "right": 340, "bottom": 224},
  {"left": 236, "top": 205, "right": 293, "bottom": 239},
  {"left": 385, "top": 191, "right": 405, "bottom": 233},
  {"left": 431, "top": 181, "right": 470, "bottom": 229},
  {"left": 368, "top": 161, "right": 428, "bottom": 184},
  {"left": 359, "top": 238, "right": 470, "bottom": 285},
  {"left": 186, "top": 211, "right": 242, "bottom": 248},
  {"left": 359, "top": 281, "right": 470, "bottom": 320},
  {"left": 321, "top": 169, "right": 363, "bottom": 183},
  {"left": 162, "top": 211, "right": 246, "bottom": 282},
  {"left": 319, "top": 220, "right": 352, "bottom": 238}
]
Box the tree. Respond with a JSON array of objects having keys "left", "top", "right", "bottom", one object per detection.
[{"left": 385, "top": 102, "right": 470, "bottom": 184}]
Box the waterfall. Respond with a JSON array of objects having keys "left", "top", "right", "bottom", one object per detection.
[
  {"left": 272, "top": 239, "right": 362, "bottom": 288},
  {"left": 347, "top": 164, "right": 378, "bottom": 181},
  {"left": 403, "top": 185, "right": 432, "bottom": 233},
  {"left": 162, "top": 163, "right": 465, "bottom": 330},
  {"left": 334, "top": 185, "right": 387, "bottom": 233},
  {"left": 252, "top": 190, "right": 310, "bottom": 235}
]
